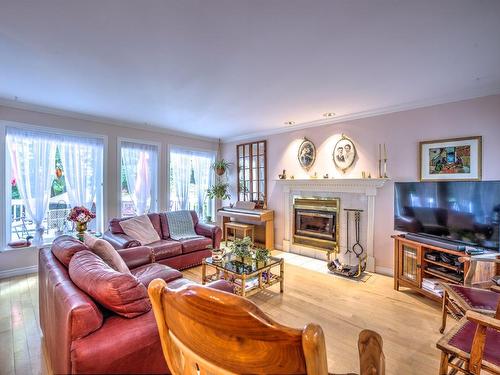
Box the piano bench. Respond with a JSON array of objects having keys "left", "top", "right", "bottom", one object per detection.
[{"left": 224, "top": 222, "right": 255, "bottom": 245}]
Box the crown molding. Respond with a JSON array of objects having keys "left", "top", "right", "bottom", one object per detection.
[
  {"left": 0, "top": 98, "right": 218, "bottom": 143},
  {"left": 222, "top": 88, "right": 500, "bottom": 143}
]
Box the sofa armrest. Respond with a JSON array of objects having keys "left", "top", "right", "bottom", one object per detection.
[
  {"left": 117, "top": 246, "right": 154, "bottom": 269},
  {"left": 195, "top": 222, "right": 222, "bottom": 249},
  {"left": 102, "top": 231, "right": 141, "bottom": 249}
]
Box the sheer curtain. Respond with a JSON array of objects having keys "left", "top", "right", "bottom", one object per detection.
[
  {"left": 169, "top": 146, "right": 215, "bottom": 219},
  {"left": 192, "top": 152, "right": 215, "bottom": 219},
  {"left": 170, "top": 148, "right": 192, "bottom": 210},
  {"left": 121, "top": 141, "right": 158, "bottom": 215},
  {"left": 6, "top": 128, "right": 57, "bottom": 245}
]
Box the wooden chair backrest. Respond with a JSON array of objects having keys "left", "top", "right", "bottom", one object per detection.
[{"left": 148, "top": 279, "right": 328, "bottom": 375}]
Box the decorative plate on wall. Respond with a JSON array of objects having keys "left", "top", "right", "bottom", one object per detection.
[
  {"left": 297, "top": 138, "right": 316, "bottom": 171},
  {"left": 333, "top": 134, "right": 357, "bottom": 172}
]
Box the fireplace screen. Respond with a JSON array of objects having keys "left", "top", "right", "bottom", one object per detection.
[
  {"left": 295, "top": 209, "right": 336, "bottom": 241},
  {"left": 293, "top": 197, "right": 340, "bottom": 251}
]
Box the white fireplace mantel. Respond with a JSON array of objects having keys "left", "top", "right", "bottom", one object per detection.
[{"left": 276, "top": 178, "right": 389, "bottom": 272}]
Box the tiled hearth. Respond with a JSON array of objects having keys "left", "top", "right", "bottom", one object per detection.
[{"left": 275, "top": 178, "right": 388, "bottom": 272}]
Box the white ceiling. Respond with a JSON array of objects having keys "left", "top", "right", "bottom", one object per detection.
[{"left": 1, "top": 0, "right": 500, "bottom": 141}]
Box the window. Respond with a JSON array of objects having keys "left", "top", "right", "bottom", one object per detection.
[
  {"left": 119, "top": 140, "right": 159, "bottom": 217},
  {"left": 169, "top": 146, "right": 215, "bottom": 221},
  {"left": 6, "top": 127, "right": 104, "bottom": 245},
  {"left": 237, "top": 140, "right": 267, "bottom": 207}
]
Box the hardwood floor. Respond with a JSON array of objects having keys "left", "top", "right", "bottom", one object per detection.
[{"left": 0, "top": 251, "right": 443, "bottom": 375}]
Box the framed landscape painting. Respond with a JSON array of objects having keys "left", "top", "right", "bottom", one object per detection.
[{"left": 419, "top": 136, "right": 482, "bottom": 181}]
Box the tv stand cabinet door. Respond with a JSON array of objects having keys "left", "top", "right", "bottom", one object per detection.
[{"left": 397, "top": 240, "right": 422, "bottom": 288}]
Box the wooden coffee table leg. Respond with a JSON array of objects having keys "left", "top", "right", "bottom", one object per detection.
[
  {"left": 201, "top": 262, "right": 207, "bottom": 285},
  {"left": 241, "top": 274, "right": 246, "bottom": 297},
  {"left": 280, "top": 260, "right": 284, "bottom": 293}
]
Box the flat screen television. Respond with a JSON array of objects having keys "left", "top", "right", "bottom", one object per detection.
[{"left": 394, "top": 181, "right": 500, "bottom": 250}]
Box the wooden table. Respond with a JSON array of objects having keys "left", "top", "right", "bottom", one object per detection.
[
  {"left": 224, "top": 222, "right": 255, "bottom": 245},
  {"left": 202, "top": 254, "right": 284, "bottom": 297}
]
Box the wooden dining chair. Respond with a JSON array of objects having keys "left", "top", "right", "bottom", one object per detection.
[
  {"left": 437, "top": 299, "right": 500, "bottom": 374},
  {"left": 440, "top": 253, "right": 500, "bottom": 333},
  {"left": 148, "top": 278, "right": 385, "bottom": 375}
]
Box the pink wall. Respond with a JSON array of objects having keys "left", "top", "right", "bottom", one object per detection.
[{"left": 222, "top": 95, "right": 500, "bottom": 272}]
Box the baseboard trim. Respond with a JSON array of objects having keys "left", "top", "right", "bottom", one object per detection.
[
  {"left": 0, "top": 265, "right": 38, "bottom": 279},
  {"left": 375, "top": 266, "right": 393, "bottom": 276}
]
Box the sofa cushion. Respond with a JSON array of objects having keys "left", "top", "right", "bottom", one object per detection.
[
  {"left": 119, "top": 215, "right": 161, "bottom": 245},
  {"left": 70, "top": 310, "right": 169, "bottom": 374},
  {"left": 159, "top": 213, "right": 170, "bottom": 239},
  {"left": 149, "top": 239, "right": 182, "bottom": 260},
  {"left": 180, "top": 237, "right": 212, "bottom": 254},
  {"left": 51, "top": 235, "right": 89, "bottom": 267},
  {"left": 69, "top": 250, "right": 151, "bottom": 318},
  {"left": 109, "top": 213, "right": 162, "bottom": 235},
  {"left": 83, "top": 233, "right": 131, "bottom": 274},
  {"left": 131, "top": 263, "right": 183, "bottom": 287}
]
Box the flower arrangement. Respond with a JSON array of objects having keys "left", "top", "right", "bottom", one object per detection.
[{"left": 67, "top": 206, "right": 95, "bottom": 224}]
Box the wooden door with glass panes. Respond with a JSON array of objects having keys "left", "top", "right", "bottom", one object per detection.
[
  {"left": 236, "top": 140, "right": 267, "bottom": 208},
  {"left": 398, "top": 241, "right": 421, "bottom": 287}
]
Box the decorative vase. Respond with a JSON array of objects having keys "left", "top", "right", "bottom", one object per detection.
[{"left": 75, "top": 222, "right": 87, "bottom": 240}]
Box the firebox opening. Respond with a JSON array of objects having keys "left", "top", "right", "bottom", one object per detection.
[{"left": 293, "top": 197, "right": 340, "bottom": 251}]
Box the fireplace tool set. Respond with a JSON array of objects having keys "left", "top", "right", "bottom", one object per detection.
[{"left": 327, "top": 209, "right": 367, "bottom": 278}]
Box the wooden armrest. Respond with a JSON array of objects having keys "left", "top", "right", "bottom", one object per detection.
[{"left": 466, "top": 310, "right": 500, "bottom": 330}]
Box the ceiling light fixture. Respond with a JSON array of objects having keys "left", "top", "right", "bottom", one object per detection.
[
  {"left": 323, "top": 112, "right": 335, "bottom": 118},
  {"left": 284, "top": 121, "right": 295, "bottom": 125}
]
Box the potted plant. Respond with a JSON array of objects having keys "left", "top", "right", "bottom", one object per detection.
[
  {"left": 212, "top": 159, "right": 232, "bottom": 176},
  {"left": 230, "top": 236, "right": 253, "bottom": 260},
  {"left": 206, "top": 181, "right": 231, "bottom": 200}
]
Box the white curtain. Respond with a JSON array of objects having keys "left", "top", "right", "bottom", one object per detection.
[
  {"left": 6, "top": 128, "right": 57, "bottom": 244},
  {"left": 59, "top": 136, "right": 103, "bottom": 209},
  {"left": 170, "top": 148, "right": 192, "bottom": 210},
  {"left": 121, "top": 141, "right": 158, "bottom": 215},
  {"left": 170, "top": 146, "right": 215, "bottom": 219},
  {"left": 192, "top": 152, "right": 215, "bottom": 219}
]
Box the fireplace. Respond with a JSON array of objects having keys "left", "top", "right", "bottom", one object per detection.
[{"left": 293, "top": 197, "right": 339, "bottom": 251}]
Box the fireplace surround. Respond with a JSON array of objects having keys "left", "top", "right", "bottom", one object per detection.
[
  {"left": 293, "top": 197, "right": 339, "bottom": 251},
  {"left": 276, "top": 178, "right": 388, "bottom": 272}
]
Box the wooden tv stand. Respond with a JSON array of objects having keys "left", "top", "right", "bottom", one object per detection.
[{"left": 392, "top": 234, "right": 496, "bottom": 302}]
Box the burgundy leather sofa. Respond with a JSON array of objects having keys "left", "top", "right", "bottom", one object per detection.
[
  {"left": 103, "top": 211, "right": 221, "bottom": 270},
  {"left": 39, "top": 236, "right": 233, "bottom": 374}
]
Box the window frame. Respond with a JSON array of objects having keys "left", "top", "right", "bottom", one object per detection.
[
  {"left": 117, "top": 137, "right": 161, "bottom": 217},
  {"left": 1, "top": 120, "right": 108, "bottom": 249}
]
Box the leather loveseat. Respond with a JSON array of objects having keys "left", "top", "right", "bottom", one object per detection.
[
  {"left": 103, "top": 211, "right": 221, "bottom": 270},
  {"left": 39, "top": 236, "right": 233, "bottom": 374}
]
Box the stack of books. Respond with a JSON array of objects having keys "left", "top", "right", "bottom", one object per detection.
[{"left": 422, "top": 278, "right": 443, "bottom": 297}]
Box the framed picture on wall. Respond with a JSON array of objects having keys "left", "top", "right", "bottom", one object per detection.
[
  {"left": 419, "top": 136, "right": 482, "bottom": 181},
  {"left": 297, "top": 137, "right": 316, "bottom": 171},
  {"left": 332, "top": 134, "right": 357, "bottom": 173}
]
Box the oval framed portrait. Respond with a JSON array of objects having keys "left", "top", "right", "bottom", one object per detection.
[
  {"left": 297, "top": 138, "right": 316, "bottom": 171},
  {"left": 333, "top": 135, "right": 357, "bottom": 172}
]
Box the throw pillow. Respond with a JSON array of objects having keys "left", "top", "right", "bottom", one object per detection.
[
  {"left": 69, "top": 250, "right": 151, "bottom": 318},
  {"left": 83, "top": 233, "right": 131, "bottom": 274},
  {"left": 51, "top": 235, "right": 88, "bottom": 267},
  {"left": 119, "top": 214, "right": 161, "bottom": 245}
]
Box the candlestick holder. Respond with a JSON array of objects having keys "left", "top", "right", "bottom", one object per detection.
[{"left": 383, "top": 158, "right": 388, "bottom": 178}]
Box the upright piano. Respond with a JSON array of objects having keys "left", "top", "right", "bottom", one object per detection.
[{"left": 217, "top": 206, "right": 274, "bottom": 249}]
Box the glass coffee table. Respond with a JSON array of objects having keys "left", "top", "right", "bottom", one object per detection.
[{"left": 202, "top": 254, "right": 284, "bottom": 297}]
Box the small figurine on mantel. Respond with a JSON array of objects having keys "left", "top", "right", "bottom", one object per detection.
[
  {"left": 310, "top": 172, "right": 318, "bottom": 179},
  {"left": 323, "top": 173, "right": 329, "bottom": 179},
  {"left": 278, "top": 169, "right": 287, "bottom": 179}
]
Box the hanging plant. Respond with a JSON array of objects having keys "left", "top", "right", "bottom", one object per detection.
[
  {"left": 206, "top": 181, "right": 231, "bottom": 200},
  {"left": 212, "top": 159, "right": 232, "bottom": 176}
]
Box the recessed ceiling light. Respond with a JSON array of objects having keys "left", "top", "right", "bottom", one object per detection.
[
  {"left": 323, "top": 112, "right": 335, "bottom": 118},
  {"left": 284, "top": 121, "right": 295, "bottom": 125}
]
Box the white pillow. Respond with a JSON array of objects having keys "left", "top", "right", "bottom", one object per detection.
[{"left": 119, "top": 215, "right": 161, "bottom": 245}]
